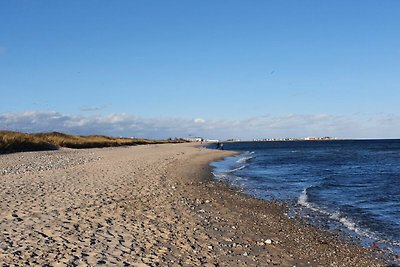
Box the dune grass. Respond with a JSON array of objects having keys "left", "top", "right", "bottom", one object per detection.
[{"left": 0, "top": 131, "right": 187, "bottom": 154}]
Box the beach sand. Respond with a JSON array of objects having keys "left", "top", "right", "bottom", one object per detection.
[{"left": 0, "top": 143, "right": 387, "bottom": 266}]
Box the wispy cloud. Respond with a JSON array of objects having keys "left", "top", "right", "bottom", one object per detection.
[
  {"left": 80, "top": 104, "right": 108, "bottom": 112},
  {"left": 0, "top": 111, "right": 399, "bottom": 139}
]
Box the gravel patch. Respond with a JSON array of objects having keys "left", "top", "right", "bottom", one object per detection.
[{"left": 0, "top": 149, "right": 101, "bottom": 175}]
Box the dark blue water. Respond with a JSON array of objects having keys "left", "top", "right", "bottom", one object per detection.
[{"left": 209, "top": 140, "right": 400, "bottom": 256}]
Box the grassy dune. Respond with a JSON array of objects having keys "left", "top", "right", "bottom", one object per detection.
[{"left": 0, "top": 131, "right": 187, "bottom": 154}]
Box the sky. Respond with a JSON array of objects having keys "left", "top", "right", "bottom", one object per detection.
[{"left": 1, "top": 1, "right": 400, "bottom": 139}]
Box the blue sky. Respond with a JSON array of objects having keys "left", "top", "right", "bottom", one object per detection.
[{"left": 1, "top": 1, "right": 400, "bottom": 139}]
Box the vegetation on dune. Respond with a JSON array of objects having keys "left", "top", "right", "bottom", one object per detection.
[
  {"left": 0, "top": 131, "right": 59, "bottom": 153},
  {"left": 0, "top": 131, "right": 187, "bottom": 154}
]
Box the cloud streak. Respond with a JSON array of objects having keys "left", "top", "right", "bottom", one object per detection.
[
  {"left": 0, "top": 111, "right": 399, "bottom": 139},
  {"left": 79, "top": 104, "right": 109, "bottom": 112}
]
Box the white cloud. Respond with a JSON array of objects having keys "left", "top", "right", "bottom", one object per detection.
[
  {"left": 0, "top": 111, "right": 400, "bottom": 140},
  {"left": 194, "top": 118, "right": 206, "bottom": 124}
]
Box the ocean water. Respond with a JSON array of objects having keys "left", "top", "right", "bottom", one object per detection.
[{"left": 209, "top": 140, "right": 400, "bottom": 256}]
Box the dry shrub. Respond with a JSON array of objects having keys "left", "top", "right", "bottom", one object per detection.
[{"left": 0, "top": 131, "right": 187, "bottom": 154}]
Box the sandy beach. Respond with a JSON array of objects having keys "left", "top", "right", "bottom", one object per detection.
[{"left": 0, "top": 143, "right": 387, "bottom": 266}]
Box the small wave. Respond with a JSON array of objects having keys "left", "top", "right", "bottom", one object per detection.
[
  {"left": 235, "top": 151, "right": 256, "bottom": 163},
  {"left": 298, "top": 188, "right": 360, "bottom": 232},
  {"left": 337, "top": 216, "right": 358, "bottom": 233},
  {"left": 298, "top": 188, "right": 309, "bottom": 207},
  {"left": 329, "top": 210, "right": 357, "bottom": 229},
  {"left": 299, "top": 189, "right": 358, "bottom": 231},
  {"left": 228, "top": 165, "right": 247, "bottom": 173},
  {"left": 331, "top": 212, "right": 379, "bottom": 241},
  {"left": 212, "top": 170, "right": 245, "bottom": 182},
  {"left": 211, "top": 172, "right": 228, "bottom": 181},
  {"left": 297, "top": 189, "right": 379, "bottom": 241},
  {"left": 297, "top": 187, "right": 319, "bottom": 211},
  {"left": 236, "top": 156, "right": 255, "bottom": 163}
]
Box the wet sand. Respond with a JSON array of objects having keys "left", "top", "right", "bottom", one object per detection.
[{"left": 0, "top": 143, "right": 387, "bottom": 266}]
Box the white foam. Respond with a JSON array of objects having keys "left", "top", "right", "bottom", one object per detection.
[
  {"left": 298, "top": 188, "right": 344, "bottom": 217},
  {"left": 327, "top": 211, "right": 377, "bottom": 239},
  {"left": 298, "top": 188, "right": 309, "bottom": 207},
  {"left": 228, "top": 165, "right": 247, "bottom": 173},
  {"left": 299, "top": 189, "right": 358, "bottom": 231},
  {"left": 211, "top": 172, "right": 228, "bottom": 181},
  {"left": 297, "top": 187, "right": 319, "bottom": 212},
  {"left": 328, "top": 211, "right": 358, "bottom": 233},
  {"left": 329, "top": 211, "right": 340, "bottom": 220},
  {"left": 297, "top": 191, "right": 377, "bottom": 241},
  {"left": 339, "top": 217, "right": 358, "bottom": 232},
  {"left": 236, "top": 156, "right": 255, "bottom": 163}
]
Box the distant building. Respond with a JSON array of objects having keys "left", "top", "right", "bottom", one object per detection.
[
  {"left": 205, "top": 139, "right": 220, "bottom": 142},
  {"left": 184, "top": 137, "right": 203, "bottom": 142},
  {"left": 253, "top": 136, "right": 336, "bottom": 142}
]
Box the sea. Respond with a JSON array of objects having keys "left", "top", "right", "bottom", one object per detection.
[{"left": 208, "top": 140, "right": 400, "bottom": 258}]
